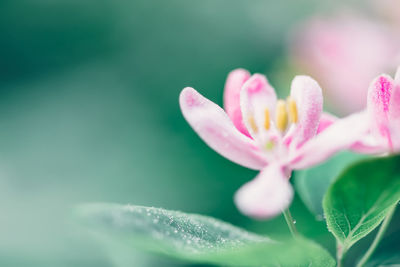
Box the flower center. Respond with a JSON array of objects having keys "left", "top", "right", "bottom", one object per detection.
[
  {"left": 276, "top": 100, "right": 288, "bottom": 132},
  {"left": 287, "top": 97, "right": 298, "bottom": 124},
  {"left": 246, "top": 97, "right": 298, "bottom": 150},
  {"left": 274, "top": 97, "right": 298, "bottom": 133}
]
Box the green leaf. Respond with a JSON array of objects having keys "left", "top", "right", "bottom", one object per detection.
[
  {"left": 76, "top": 203, "right": 335, "bottom": 267},
  {"left": 295, "top": 151, "right": 366, "bottom": 218},
  {"left": 323, "top": 155, "right": 400, "bottom": 252}
]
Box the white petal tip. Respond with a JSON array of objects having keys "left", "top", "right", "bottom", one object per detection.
[
  {"left": 179, "top": 87, "right": 203, "bottom": 110},
  {"left": 234, "top": 170, "right": 294, "bottom": 219},
  {"left": 291, "top": 75, "right": 322, "bottom": 91},
  {"left": 228, "top": 68, "right": 251, "bottom": 77}
]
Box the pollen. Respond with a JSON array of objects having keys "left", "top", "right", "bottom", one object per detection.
[
  {"left": 264, "top": 108, "right": 270, "bottom": 130},
  {"left": 248, "top": 115, "right": 258, "bottom": 133},
  {"left": 287, "top": 97, "right": 298, "bottom": 123},
  {"left": 276, "top": 100, "right": 288, "bottom": 132}
]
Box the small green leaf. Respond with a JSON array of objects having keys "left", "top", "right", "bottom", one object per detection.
[
  {"left": 76, "top": 203, "right": 335, "bottom": 267},
  {"left": 323, "top": 155, "right": 400, "bottom": 252},
  {"left": 295, "top": 151, "right": 366, "bottom": 218}
]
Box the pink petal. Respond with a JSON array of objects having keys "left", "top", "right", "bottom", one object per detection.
[
  {"left": 317, "top": 112, "right": 338, "bottom": 134},
  {"left": 367, "top": 75, "right": 395, "bottom": 149},
  {"left": 180, "top": 87, "right": 268, "bottom": 170},
  {"left": 290, "top": 111, "right": 369, "bottom": 169},
  {"left": 223, "top": 69, "right": 251, "bottom": 137},
  {"left": 240, "top": 74, "right": 277, "bottom": 138},
  {"left": 389, "top": 79, "right": 400, "bottom": 151},
  {"left": 234, "top": 164, "right": 293, "bottom": 219},
  {"left": 351, "top": 138, "right": 387, "bottom": 154},
  {"left": 285, "top": 76, "right": 323, "bottom": 147}
]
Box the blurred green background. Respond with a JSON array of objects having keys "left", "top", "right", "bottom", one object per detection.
[{"left": 0, "top": 1, "right": 377, "bottom": 266}]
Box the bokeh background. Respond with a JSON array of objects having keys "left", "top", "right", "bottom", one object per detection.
[{"left": 1, "top": 0, "right": 399, "bottom": 266}]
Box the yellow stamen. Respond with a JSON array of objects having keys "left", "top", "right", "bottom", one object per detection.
[
  {"left": 276, "top": 100, "right": 288, "bottom": 132},
  {"left": 248, "top": 115, "right": 258, "bottom": 133},
  {"left": 287, "top": 97, "right": 298, "bottom": 123},
  {"left": 264, "top": 108, "right": 270, "bottom": 130}
]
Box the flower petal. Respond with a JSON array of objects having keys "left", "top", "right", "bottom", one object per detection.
[
  {"left": 352, "top": 73, "right": 400, "bottom": 154},
  {"left": 180, "top": 87, "right": 268, "bottom": 170},
  {"left": 317, "top": 112, "right": 337, "bottom": 134},
  {"left": 234, "top": 164, "right": 293, "bottom": 219},
  {"left": 223, "top": 69, "right": 251, "bottom": 137},
  {"left": 286, "top": 76, "right": 323, "bottom": 148},
  {"left": 389, "top": 77, "right": 400, "bottom": 151},
  {"left": 290, "top": 111, "right": 369, "bottom": 169},
  {"left": 240, "top": 74, "right": 277, "bottom": 139},
  {"left": 367, "top": 75, "right": 394, "bottom": 146},
  {"left": 351, "top": 135, "right": 387, "bottom": 154}
]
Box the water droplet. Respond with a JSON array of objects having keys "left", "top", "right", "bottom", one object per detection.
[{"left": 293, "top": 220, "right": 296, "bottom": 224}]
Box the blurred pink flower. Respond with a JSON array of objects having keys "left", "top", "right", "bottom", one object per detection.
[
  {"left": 180, "top": 69, "right": 365, "bottom": 219},
  {"left": 352, "top": 67, "right": 400, "bottom": 154},
  {"left": 291, "top": 15, "right": 399, "bottom": 115}
]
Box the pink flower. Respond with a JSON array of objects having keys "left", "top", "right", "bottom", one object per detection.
[
  {"left": 352, "top": 67, "right": 400, "bottom": 154},
  {"left": 290, "top": 15, "right": 399, "bottom": 115},
  {"left": 180, "top": 69, "right": 365, "bottom": 219}
]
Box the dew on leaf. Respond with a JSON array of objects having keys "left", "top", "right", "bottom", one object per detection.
[{"left": 81, "top": 204, "right": 272, "bottom": 255}]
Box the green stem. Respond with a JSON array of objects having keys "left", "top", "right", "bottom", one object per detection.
[
  {"left": 356, "top": 204, "right": 397, "bottom": 267},
  {"left": 336, "top": 242, "right": 347, "bottom": 267},
  {"left": 283, "top": 208, "right": 298, "bottom": 238}
]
